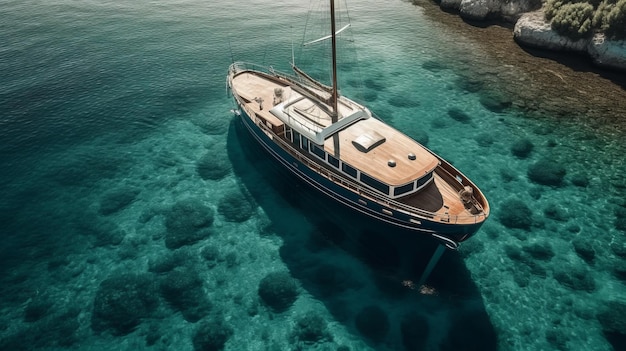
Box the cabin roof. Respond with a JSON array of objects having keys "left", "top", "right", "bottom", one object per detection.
[{"left": 325, "top": 117, "right": 439, "bottom": 185}]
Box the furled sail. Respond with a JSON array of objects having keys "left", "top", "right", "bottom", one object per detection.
[{"left": 291, "top": 64, "right": 333, "bottom": 94}]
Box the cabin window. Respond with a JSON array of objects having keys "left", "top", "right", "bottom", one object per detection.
[
  {"left": 285, "top": 127, "right": 292, "bottom": 140},
  {"left": 361, "top": 173, "right": 390, "bottom": 194},
  {"left": 328, "top": 155, "right": 340, "bottom": 168},
  {"left": 293, "top": 131, "right": 301, "bottom": 148},
  {"left": 342, "top": 163, "right": 357, "bottom": 178},
  {"left": 417, "top": 172, "right": 433, "bottom": 188},
  {"left": 393, "top": 182, "right": 415, "bottom": 197},
  {"left": 310, "top": 144, "right": 326, "bottom": 160}
]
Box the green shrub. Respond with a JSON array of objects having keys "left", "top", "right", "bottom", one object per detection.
[
  {"left": 545, "top": 0, "right": 581, "bottom": 20},
  {"left": 588, "top": 0, "right": 606, "bottom": 7},
  {"left": 545, "top": 0, "right": 566, "bottom": 20},
  {"left": 593, "top": 1, "right": 614, "bottom": 30},
  {"left": 545, "top": 0, "right": 626, "bottom": 40},
  {"left": 605, "top": 0, "right": 626, "bottom": 39},
  {"left": 551, "top": 3, "right": 595, "bottom": 39}
]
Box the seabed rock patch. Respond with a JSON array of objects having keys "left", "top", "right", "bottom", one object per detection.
[
  {"left": 475, "top": 132, "right": 495, "bottom": 147},
  {"left": 522, "top": 241, "right": 555, "bottom": 261},
  {"left": 447, "top": 107, "right": 472, "bottom": 123},
  {"left": 164, "top": 197, "right": 214, "bottom": 249},
  {"left": 528, "top": 159, "right": 567, "bottom": 186},
  {"left": 91, "top": 273, "right": 159, "bottom": 335},
  {"left": 197, "top": 150, "right": 232, "bottom": 181},
  {"left": 217, "top": 189, "right": 256, "bottom": 223},
  {"left": 499, "top": 198, "right": 533, "bottom": 229},
  {"left": 511, "top": 138, "right": 534, "bottom": 159},
  {"left": 258, "top": 271, "right": 299, "bottom": 312},
  {"left": 553, "top": 266, "right": 596, "bottom": 292},
  {"left": 572, "top": 238, "right": 595, "bottom": 263},
  {"left": 388, "top": 95, "right": 421, "bottom": 108},
  {"left": 570, "top": 173, "right": 590, "bottom": 187},
  {"left": 291, "top": 312, "right": 332, "bottom": 344},
  {"left": 479, "top": 92, "right": 512, "bottom": 113},
  {"left": 160, "top": 268, "right": 212, "bottom": 322},
  {"left": 148, "top": 248, "right": 195, "bottom": 273},
  {"left": 192, "top": 317, "right": 233, "bottom": 351}
]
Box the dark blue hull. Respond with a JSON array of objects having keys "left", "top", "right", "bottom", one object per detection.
[{"left": 235, "top": 107, "right": 485, "bottom": 249}]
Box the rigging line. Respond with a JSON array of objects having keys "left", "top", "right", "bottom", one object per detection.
[
  {"left": 342, "top": 0, "right": 352, "bottom": 27},
  {"left": 299, "top": 0, "right": 317, "bottom": 63},
  {"left": 302, "top": 0, "right": 313, "bottom": 45},
  {"left": 303, "top": 24, "right": 351, "bottom": 46},
  {"left": 336, "top": 0, "right": 364, "bottom": 103},
  {"left": 227, "top": 37, "right": 234, "bottom": 64},
  {"left": 262, "top": 42, "right": 268, "bottom": 68}
]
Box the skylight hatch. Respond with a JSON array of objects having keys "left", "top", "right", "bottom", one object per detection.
[{"left": 352, "top": 131, "right": 386, "bottom": 153}]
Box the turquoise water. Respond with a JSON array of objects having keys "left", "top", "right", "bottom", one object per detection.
[{"left": 1, "top": 0, "right": 625, "bottom": 350}]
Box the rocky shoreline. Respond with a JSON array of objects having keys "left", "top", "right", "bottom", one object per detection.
[
  {"left": 514, "top": 11, "right": 626, "bottom": 72},
  {"left": 431, "top": 0, "right": 626, "bottom": 72},
  {"left": 439, "top": 0, "right": 541, "bottom": 22},
  {"left": 411, "top": 0, "right": 626, "bottom": 135}
]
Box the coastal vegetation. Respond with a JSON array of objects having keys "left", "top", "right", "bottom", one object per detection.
[{"left": 545, "top": 0, "right": 626, "bottom": 39}]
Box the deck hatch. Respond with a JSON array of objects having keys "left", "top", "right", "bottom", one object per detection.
[{"left": 352, "top": 131, "right": 386, "bottom": 153}]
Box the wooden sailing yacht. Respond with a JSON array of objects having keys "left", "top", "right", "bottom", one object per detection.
[{"left": 226, "top": 0, "right": 489, "bottom": 249}]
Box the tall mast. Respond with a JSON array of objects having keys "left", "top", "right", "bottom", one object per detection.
[{"left": 330, "top": 0, "right": 339, "bottom": 123}]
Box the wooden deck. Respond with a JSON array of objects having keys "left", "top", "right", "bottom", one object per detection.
[
  {"left": 330, "top": 117, "right": 439, "bottom": 185},
  {"left": 231, "top": 71, "right": 439, "bottom": 186},
  {"left": 230, "top": 72, "right": 287, "bottom": 129},
  {"left": 393, "top": 170, "right": 478, "bottom": 224}
]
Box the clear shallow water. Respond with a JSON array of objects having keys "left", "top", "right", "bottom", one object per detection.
[{"left": 1, "top": 0, "right": 625, "bottom": 350}]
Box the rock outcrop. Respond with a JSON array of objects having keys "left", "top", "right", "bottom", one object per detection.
[
  {"left": 460, "top": 0, "right": 497, "bottom": 20},
  {"left": 500, "top": 0, "right": 542, "bottom": 21},
  {"left": 439, "top": 0, "right": 541, "bottom": 21},
  {"left": 513, "top": 11, "right": 588, "bottom": 51},
  {"left": 514, "top": 11, "right": 626, "bottom": 71}
]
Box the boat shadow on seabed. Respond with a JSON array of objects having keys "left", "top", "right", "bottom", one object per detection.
[{"left": 227, "top": 118, "right": 497, "bottom": 351}]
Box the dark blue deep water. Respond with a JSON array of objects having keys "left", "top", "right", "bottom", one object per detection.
[{"left": 1, "top": 1, "right": 625, "bottom": 350}]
